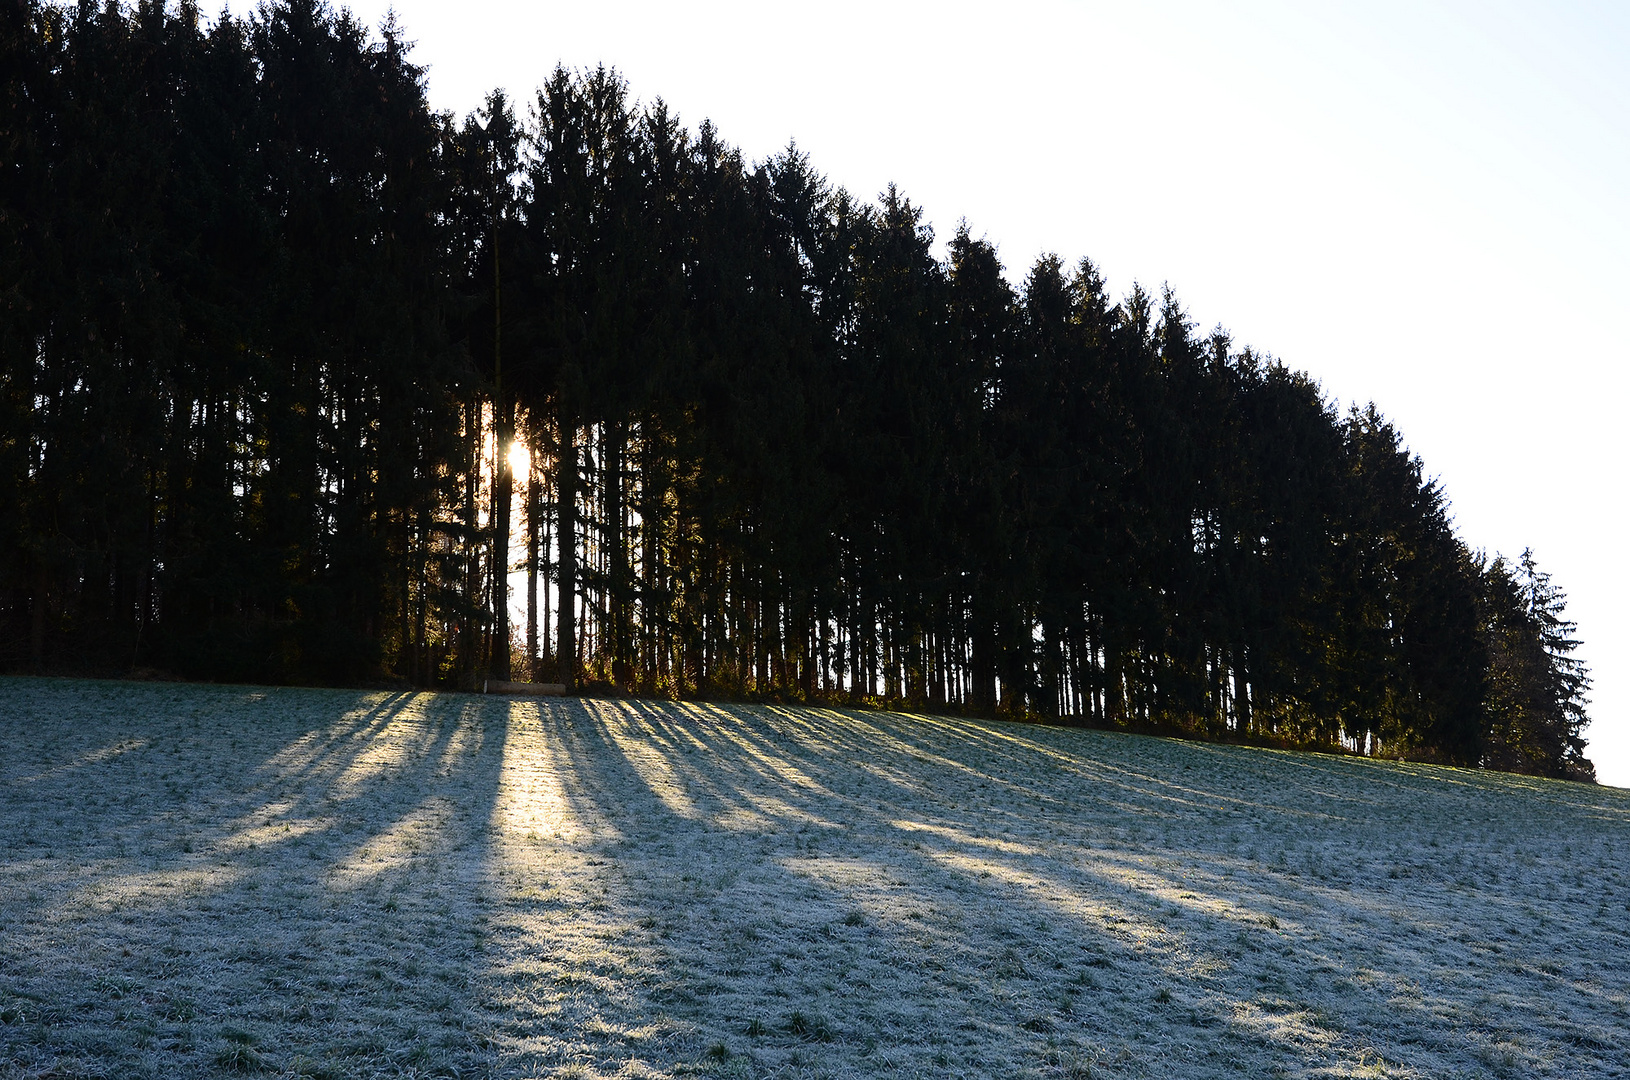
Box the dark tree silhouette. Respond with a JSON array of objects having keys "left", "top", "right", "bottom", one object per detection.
[{"left": 0, "top": 3, "right": 1594, "bottom": 780}]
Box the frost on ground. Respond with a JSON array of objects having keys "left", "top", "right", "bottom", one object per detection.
[{"left": 1, "top": 679, "right": 1628, "bottom": 1079}]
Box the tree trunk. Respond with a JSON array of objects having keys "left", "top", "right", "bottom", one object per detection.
[
  {"left": 491, "top": 397, "right": 512, "bottom": 681},
  {"left": 526, "top": 436, "right": 539, "bottom": 681},
  {"left": 30, "top": 560, "right": 48, "bottom": 672},
  {"left": 607, "top": 420, "right": 630, "bottom": 688},
  {"left": 462, "top": 400, "right": 482, "bottom": 683},
  {"left": 557, "top": 414, "right": 578, "bottom": 690}
]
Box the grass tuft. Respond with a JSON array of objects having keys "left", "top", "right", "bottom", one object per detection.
[
  {"left": 785, "top": 1010, "right": 835, "bottom": 1043},
  {"left": 289, "top": 1054, "right": 342, "bottom": 1080},
  {"left": 214, "top": 1038, "right": 266, "bottom": 1073}
]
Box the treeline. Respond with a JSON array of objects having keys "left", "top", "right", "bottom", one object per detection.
[{"left": 1, "top": 1, "right": 1593, "bottom": 780}]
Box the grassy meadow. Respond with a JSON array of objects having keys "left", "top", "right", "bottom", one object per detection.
[{"left": 2, "top": 678, "right": 1628, "bottom": 1079}]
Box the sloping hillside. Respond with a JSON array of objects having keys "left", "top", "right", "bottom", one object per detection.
[{"left": 2, "top": 679, "right": 1627, "bottom": 1078}]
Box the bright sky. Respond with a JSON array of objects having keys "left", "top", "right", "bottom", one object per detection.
[{"left": 230, "top": 0, "right": 1630, "bottom": 785}]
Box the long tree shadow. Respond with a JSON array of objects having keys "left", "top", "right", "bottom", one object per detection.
[
  {"left": 0, "top": 677, "right": 513, "bottom": 1079},
  {"left": 7, "top": 681, "right": 1628, "bottom": 1079},
  {"left": 468, "top": 697, "right": 1630, "bottom": 1079},
  {"left": 471, "top": 698, "right": 1238, "bottom": 1074}
]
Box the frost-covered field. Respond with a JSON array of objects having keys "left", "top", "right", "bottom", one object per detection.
[{"left": 2, "top": 679, "right": 1628, "bottom": 1079}]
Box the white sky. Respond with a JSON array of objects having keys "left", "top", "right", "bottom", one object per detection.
[{"left": 229, "top": 0, "right": 1630, "bottom": 785}]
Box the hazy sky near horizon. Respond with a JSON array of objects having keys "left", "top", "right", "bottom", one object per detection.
[{"left": 229, "top": 0, "right": 1630, "bottom": 784}]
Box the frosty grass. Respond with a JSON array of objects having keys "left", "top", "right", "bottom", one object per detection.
[{"left": 2, "top": 677, "right": 1628, "bottom": 1079}]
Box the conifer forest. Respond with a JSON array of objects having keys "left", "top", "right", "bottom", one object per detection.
[{"left": 0, "top": 1, "right": 1595, "bottom": 780}]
